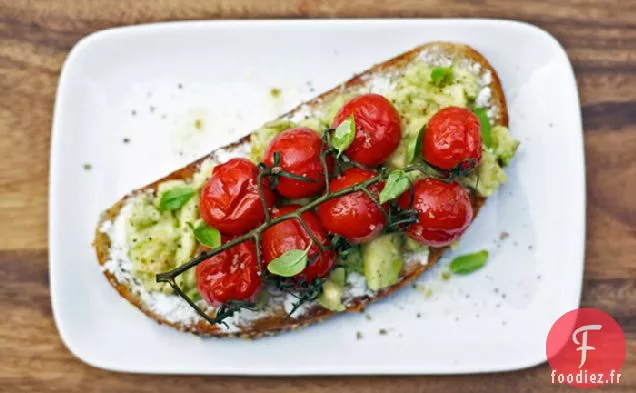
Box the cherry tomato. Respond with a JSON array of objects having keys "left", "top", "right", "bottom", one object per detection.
[
  {"left": 264, "top": 128, "right": 332, "bottom": 198},
  {"left": 262, "top": 205, "right": 336, "bottom": 283},
  {"left": 316, "top": 167, "right": 386, "bottom": 243},
  {"left": 332, "top": 93, "right": 401, "bottom": 167},
  {"left": 200, "top": 158, "right": 275, "bottom": 236},
  {"left": 398, "top": 178, "right": 473, "bottom": 248},
  {"left": 421, "top": 106, "right": 482, "bottom": 171},
  {"left": 196, "top": 239, "right": 261, "bottom": 306}
]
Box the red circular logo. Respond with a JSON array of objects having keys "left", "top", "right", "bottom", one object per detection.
[{"left": 546, "top": 308, "right": 626, "bottom": 388}]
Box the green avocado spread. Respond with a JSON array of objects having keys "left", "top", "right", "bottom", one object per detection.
[{"left": 119, "top": 59, "right": 518, "bottom": 310}]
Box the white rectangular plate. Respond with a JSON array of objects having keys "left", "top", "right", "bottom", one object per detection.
[{"left": 50, "top": 19, "right": 585, "bottom": 375}]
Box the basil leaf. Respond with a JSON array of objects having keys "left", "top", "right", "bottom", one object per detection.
[
  {"left": 406, "top": 125, "right": 426, "bottom": 164},
  {"left": 332, "top": 115, "right": 356, "bottom": 157},
  {"left": 473, "top": 108, "right": 493, "bottom": 148},
  {"left": 267, "top": 246, "right": 310, "bottom": 277},
  {"left": 449, "top": 250, "right": 489, "bottom": 275},
  {"left": 159, "top": 187, "right": 195, "bottom": 212},
  {"left": 430, "top": 67, "right": 453, "bottom": 86},
  {"left": 187, "top": 222, "right": 221, "bottom": 249},
  {"left": 379, "top": 170, "right": 411, "bottom": 204}
]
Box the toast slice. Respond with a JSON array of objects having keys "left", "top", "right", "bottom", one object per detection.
[{"left": 94, "top": 41, "right": 509, "bottom": 338}]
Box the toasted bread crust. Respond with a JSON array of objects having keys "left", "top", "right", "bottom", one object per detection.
[{"left": 94, "top": 41, "right": 508, "bottom": 338}]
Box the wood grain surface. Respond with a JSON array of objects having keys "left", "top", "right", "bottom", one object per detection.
[{"left": 1, "top": 0, "right": 635, "bottom": 391}]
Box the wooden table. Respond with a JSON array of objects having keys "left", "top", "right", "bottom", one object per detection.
[{"left": 1, "top": 0, "right": 634, "bottom": 391}]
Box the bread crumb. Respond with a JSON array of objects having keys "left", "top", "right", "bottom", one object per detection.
[{"left": 499, "top": 231, "right": 509, "bottom": 240}]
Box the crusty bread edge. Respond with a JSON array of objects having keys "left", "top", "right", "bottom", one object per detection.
[{"left": 93, "top": 41, "right": 508, "bottom": 339}]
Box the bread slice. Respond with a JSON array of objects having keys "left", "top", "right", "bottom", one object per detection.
[{"left": 94, "top": 41, "right": 508, "bottom": 338}]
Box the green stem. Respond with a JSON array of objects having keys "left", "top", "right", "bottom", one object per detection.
[{"left": 156, "top": 175, "right": 383, "bottom": 283}]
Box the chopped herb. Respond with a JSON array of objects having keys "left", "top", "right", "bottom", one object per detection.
[
  {"left": 379, "top": 169, "right": 410, "bottom": 204},
  {"left": 187, "top": 222, "right": 221, "bottom": 249},
  {"left": 331, "top": 115, "right": 356, "bottom": 157},
  {"left": 194, "top": 118, "right": 203, "bottom": 130},
  {"left": 441, "top": 271, "right": 451, "bottom": 281},
  {"left": 356, "top": 331, "right": 363, "bottom": 340},
  {"left": 82, "top": 163, "right": 92, "bottom": 171},
  {"left": 378, "top": 328, "right": 388, "bottom": 335},
  {"left": 473, "top": 108, "right": 493, "bottom": 147},
  {"left": 267, "top": 246, "right": 310, "bottom": 277},
  {"left": 270, "top": 88, "right": 281, "bottom": 98},
  {"left": 449, "top": 250, "right": 488, "bottom": 275},
  {"left": 406, "top": 124, "right": 426, "bottom": 163},
  {"left": 430, "top": 67, "right": 453, "bottom": 86},
  {"left": 364, "top": 313, "right": 372, "bottom": 321},
  {"left": 158, "top": 187, "right": 195, "bottom": 212}
]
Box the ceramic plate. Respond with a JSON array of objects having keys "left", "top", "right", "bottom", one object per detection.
[{"left": 50, "top": 19, "right": 585, "bottom": 374}]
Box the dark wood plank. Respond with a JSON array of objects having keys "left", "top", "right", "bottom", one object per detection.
[{"left": 0, "top": 0, "right": 635, "bottom": 391}]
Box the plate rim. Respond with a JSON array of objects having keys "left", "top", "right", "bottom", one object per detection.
[{"left": 49, "top": 18, "right": 585, "bottom": 375}]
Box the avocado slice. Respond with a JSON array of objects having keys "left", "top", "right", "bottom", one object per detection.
[
  {"left": 362, "top": 234, "right": 403, "bottom": 290},
  {"left": 318, "top": 268, "right": 346, "bottom": 311}
]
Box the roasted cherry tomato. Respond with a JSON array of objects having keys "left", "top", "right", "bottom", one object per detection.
[
  {"left": 262, "top": 205, "right": 336, "bottom": 283},
  {"left": 196, "top": 239, "right": 261, "bottom": 306},
  {"left": 200, "top": 158, "right": 275, "bottom": 236},
  {"left": 332, "top": 93, "right": 401, "bottom": 167},
  {"left": 316, "top": 167, "right": 386, "bottom": 243},
  {"left": 264, "top": 128, "right": 332, "bottom": 198},
  {"left": 398, "top": 178, "right": 473, "bottom": 248},
  {"left": 421, "top": 106, "right": 482, "bottom": 171}
]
